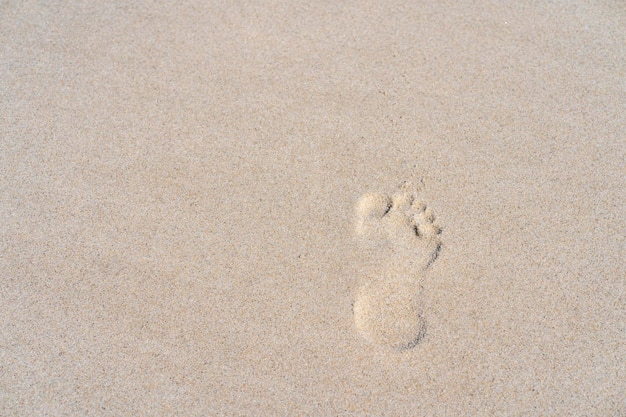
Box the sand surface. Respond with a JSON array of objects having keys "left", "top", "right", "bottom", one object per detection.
[{"left": 1, "top": 1, "right": 625, "bottom": 415}]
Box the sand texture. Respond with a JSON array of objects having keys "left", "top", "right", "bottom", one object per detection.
[{"left": 1, "top": 0, "right": 625, "bottom": 415}]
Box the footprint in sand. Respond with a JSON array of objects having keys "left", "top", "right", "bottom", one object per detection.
[{"left": 353, "top": 185, "right": 442, "bottom": 350}]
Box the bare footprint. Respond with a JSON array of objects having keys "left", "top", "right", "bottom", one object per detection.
[{"left": 353, "top": 185, "right": 442, "bottom": 350}]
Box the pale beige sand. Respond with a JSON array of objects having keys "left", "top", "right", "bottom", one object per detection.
[{"left": 1, "top": 0, "right": 625, "bottom": 415}]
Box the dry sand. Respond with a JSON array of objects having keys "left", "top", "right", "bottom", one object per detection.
[{"left": 1, "top": 0, "right": 625, "bottom": 415}]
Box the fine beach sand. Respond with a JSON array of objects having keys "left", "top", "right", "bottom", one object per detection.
[{"left": 1, "top": 1, "right": 625, "bottom": 415}]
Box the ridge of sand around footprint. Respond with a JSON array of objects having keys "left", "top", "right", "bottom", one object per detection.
[{"left": 353, "top": 187, "right": 442, "bottom": 350}]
